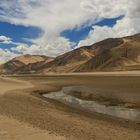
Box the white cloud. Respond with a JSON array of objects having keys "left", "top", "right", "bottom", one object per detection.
[
  {"left": 11, "top": 36, "right": 72, "bottom": 56},
  {"left": 0, "top": 0, "right": 140, "bottom": 62},
  {"left": 0, "top": 48, "right": 19, "bottom": 63},
  {"left": 0, "top": 35, "right": 27, "bottom": 45},
  {"left": 0, "top": 35, "right": 11, "bottom": 41},
  {"left": 77, "top": 0, "right": 140, "bottom": 47},
  {"left": 0, "top": 35, "right": 13, "bottom": 44}
]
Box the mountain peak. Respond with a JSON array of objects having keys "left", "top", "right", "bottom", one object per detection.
[{"left": 0, "top": 33, "right": 140, "bottom": 74}]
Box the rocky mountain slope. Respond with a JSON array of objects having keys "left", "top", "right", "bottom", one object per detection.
[
  {"left": 0, "top": 33, "right": 140, "bottom": 74},
  {"left": 0, "top": 54, "right": 54, "bottom": 74},
  {"left": 39, "top": 38, "right": 124, "bottom": 73},
  {"left": 76, "top": 34, "right": 140, "bottom": 72}
]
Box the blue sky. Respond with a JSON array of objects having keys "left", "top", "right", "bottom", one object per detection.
[
  {"left": 0, "top": 0, "right": 139, "bottom": 63},
  {"left": 61, "top": 16, "right": 124, "bottom": 44},
  {"left": 0, "top": 21, "right": 42, "bottom": 48},
  {"left": 0, "top": 16, "right": 123, "bottom": 49}
]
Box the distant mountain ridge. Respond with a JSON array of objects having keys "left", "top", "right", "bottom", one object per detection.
[
  {"left": 0, "top": 33, "right": 140, "bottom": 74},
  {"left": 0, "top": 54, "right": 54, "bottom": 74},
  {"left": 76, "top": 34, "right": 140, "bottom": 72}
]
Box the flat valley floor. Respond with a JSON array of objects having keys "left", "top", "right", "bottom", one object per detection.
[{"left": 0, "top": 72, "right": 140, "bottom": 140}]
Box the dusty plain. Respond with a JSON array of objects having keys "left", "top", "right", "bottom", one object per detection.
[{"left": 0, "top": 71, "right": 140, "bottom": 140}]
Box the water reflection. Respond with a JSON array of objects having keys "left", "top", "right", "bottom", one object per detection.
[{"left": 43, "top": 87, "right": 140, "bottom": 122}]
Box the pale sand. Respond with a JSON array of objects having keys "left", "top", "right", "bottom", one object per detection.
[
  {"left": 0, "top": 77, "right": 33, "bottom": 96},
  {"left": 0, "top": 73, "right": 140, "bottom": 140},
  {"left": 0, "top": 77, "right": 68, "bottom": 140},
  {"left": 42, "top": 70, "right": 140, "bottom": 76},
  {"left": 0, "top": 115, "right": 66, "bottom": 140}
]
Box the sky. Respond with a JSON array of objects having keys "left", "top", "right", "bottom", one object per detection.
[{"left": 0, "top": 0, "right": 140, "bottom": 63}]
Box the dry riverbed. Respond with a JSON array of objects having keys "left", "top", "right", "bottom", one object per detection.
[{"left": 0, "top": 72, "right": 140, "bottom": 140}]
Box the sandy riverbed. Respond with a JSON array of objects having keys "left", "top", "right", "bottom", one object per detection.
[
  {"left": 0, "top": 77, "right": 66, "bottom": 140},
  {"left": 0, "top": 73, "right": 140, "bottom": 140}
]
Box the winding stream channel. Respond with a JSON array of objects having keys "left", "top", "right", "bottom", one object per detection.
[{"left": 43, "top": 86, "right": 140, "bottom": 122}]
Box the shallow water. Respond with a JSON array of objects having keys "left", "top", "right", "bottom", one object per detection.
[{"left": 43, "top": 86, "right": 140, "bottom": 122}]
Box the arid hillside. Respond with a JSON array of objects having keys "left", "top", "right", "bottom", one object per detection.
[
  {"left": 0, "top": 33, "right": 140, "bottom": 74},
  {"left": 0, "top": 54, "right": 54, "bottom": 74},
  {"left": 39, "top": 38, "right": 124, "bottom": 73},
  {"left": 76, "top": 34, "right": 140, "bottom": 72}
]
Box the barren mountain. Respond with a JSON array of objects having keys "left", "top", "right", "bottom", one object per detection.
[
  {"left": 13, "top": 54, "right": 48, "bottom": 65},
  {"left": 76, "top": 33, "right": 140, "bottom": 72},
  {"left": 15, "top": 57, "right": 54, "bottom": 74},
  {"left": 0, "top": 54, "right": 53, "bottom": 74},
  {"left": 39, "top": 47, "right": 94, "bottom": 73},
  {"left": 39, "top": 38, "right": 124, "bottom": 73},
  {"left": 0, "top": 33, "right": 140, "bottom": 74}
]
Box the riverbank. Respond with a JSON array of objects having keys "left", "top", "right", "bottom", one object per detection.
[{"left": 0, "top": 74, "right": 140, "bottom": 140}]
